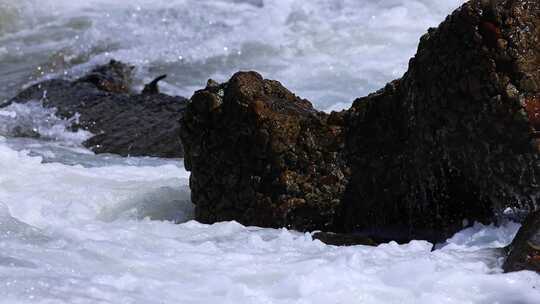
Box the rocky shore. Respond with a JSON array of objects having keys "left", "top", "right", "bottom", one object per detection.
[
  {"left": 2, "top": 0, "right": 540, "bottom": 274},
  {"left": 181, "top": 0, "right": 540, "bottom": 271}
]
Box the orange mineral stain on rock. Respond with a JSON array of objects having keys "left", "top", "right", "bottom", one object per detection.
[{"left": 250, "top": 99, "right": 270, "bottom": 119}]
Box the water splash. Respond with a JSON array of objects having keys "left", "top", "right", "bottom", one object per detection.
[{"left": 0, "top": 101, "right": 93, "bottom": 145}]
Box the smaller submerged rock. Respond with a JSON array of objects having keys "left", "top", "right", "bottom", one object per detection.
[{"left": 4, "top": 60, "right": 188, "bottom": 158}]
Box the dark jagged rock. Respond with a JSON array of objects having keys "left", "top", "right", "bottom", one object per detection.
[
  {"left": 342, "top": 0, "right": 540, "bottom": 241},
  {"left": 143, "top": 75, "right": 168, "bottom": 95},
  {"left": 181, "top": 72, "right": 349, "bottom": 230},
  {"left": 504, "top": 210, "right": 540, "bottom": 273},
  {"left": 5, "top": 60, "right": 188, "bottom": 158},
  {"left": 181, "top": 0, "right": 540, "bottom": 244}
]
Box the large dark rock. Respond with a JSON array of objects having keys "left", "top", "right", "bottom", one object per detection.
[
  {"left": 181, "top": 0, "right": 540, "bottom": 243},
  {"left": 342, "top": 0, "right": 540, "bottom": 241},
  {"left": 504, "top": 210, "right": 540, "bottom": 272},
  {"left": 181, "top": 74, "right": 349, "bottom": 230},
  {"left": 4, "top": 60, "right": 188, "bottom": 158}
]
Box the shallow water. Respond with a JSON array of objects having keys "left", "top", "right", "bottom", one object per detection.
[{"left": 1, "top": 0, "right": 540, "bottom": 303}]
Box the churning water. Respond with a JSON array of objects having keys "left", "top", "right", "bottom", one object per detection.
[
  {"left": 1, "top": 0, "right": 540, "bottom": 303},
  {"left": 1, "top": 0, "right": 466, "bottom": 110}
]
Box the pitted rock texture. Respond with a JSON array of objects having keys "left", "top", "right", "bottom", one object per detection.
[
  {"left": 181, "top": 0, "right": 540, "bottom": 244},
  {"left": 342, "top": 0, "right": 540, "bottom": 240},
  {"left": 181, "top": 73, "right": 350, "bottom": 231},
  {"left": 5, "top": 60, "right": 188, "bottom": 158}
]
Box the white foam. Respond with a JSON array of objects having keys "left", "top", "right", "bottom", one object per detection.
[
  {"left": 0, "top": 144, "right": 190, "bottom": 228},
  {"left": 0, "top": 143, "right": 539, "bottom": 303}
]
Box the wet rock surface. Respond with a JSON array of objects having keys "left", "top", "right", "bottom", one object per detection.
[
  {"left": 181, "top": 0, "right": 540, "bottom": 244},
  {"left": 504, "top": 210, "right": 540, "bottom": 273},
  {"left": 343, "top": 0, "right": 540, "bottom": 241},
  {"left": 181, "top": 73, "right": 349, "bottom": 230},
  {"left": 4, "top": 60, "right": 188, "bottom": 157}
]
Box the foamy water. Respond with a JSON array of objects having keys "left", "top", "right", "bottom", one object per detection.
[
  {"left": 1, "top": 0, "right": 540, "bottom": 303},
  {"left": 0, "top": 140, "right": 538, "bottom": 303},
  {"left": 1, "top": 0, "right": 465, "bottom": 110}
]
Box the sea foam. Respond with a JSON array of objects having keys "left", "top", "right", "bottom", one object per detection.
[{"left": 0, "top": 143, "right": 539, "bottom": 303}]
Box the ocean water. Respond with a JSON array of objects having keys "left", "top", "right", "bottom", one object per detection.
[
  {"left": 1, "top": 0, "right": 467, "bottom": 110},
  {"left": 1, "top": 0, "right": 540, "bottom": 303}
]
